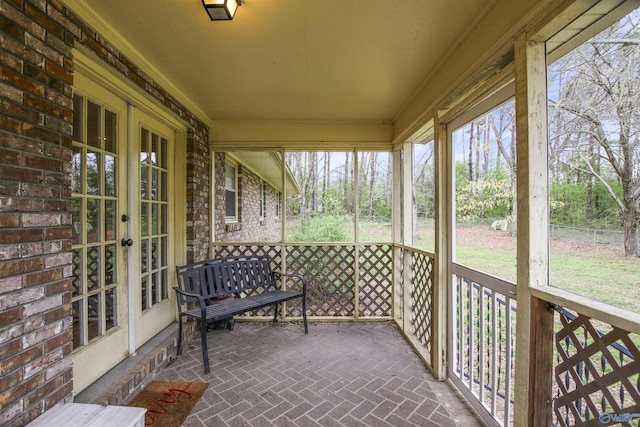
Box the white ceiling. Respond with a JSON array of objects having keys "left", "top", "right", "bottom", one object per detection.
[{"left": 79, "top": 0, "right": 497, "bottom": 125}]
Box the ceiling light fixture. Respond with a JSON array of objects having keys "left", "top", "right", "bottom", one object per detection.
[{"left": 202, "top": 0, "right": 241, "bottom": 21}]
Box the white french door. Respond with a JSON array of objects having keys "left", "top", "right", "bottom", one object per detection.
[
  {"left": 72, "top": 69, "right": 178, "bottom": 393},
  {"left": 131, "top": 109, "right": 175, "bottom": 347},
  {"left": 71, "top": 74, "right": 130, "bottom": 393}
]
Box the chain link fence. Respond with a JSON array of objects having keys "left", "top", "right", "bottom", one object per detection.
[{"left": 550, "top": 224, "right": 624, "bottom": 247}]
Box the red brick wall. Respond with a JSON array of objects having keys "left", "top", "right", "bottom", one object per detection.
[
  {"left": 0, "top": 1, "right": 209, "bottom": 425},
  {"left": 214, "top": 153, "right": 282, "bottom": 243},
  {"left": 186, "top": 130, "right": 210, "bottom": 262},
  {"left": 0, "top": 1, "right": 75, "bottom": 425}
]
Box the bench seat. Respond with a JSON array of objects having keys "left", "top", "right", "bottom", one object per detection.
[{"left": 181, "top": 289, "right": 304, "bottom": 322}]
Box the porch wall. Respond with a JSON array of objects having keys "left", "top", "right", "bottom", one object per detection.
[
  {"left": 0, "top": 2, "right": 209, "bottom": 425},
  {"left": 214, "top": 153, "right": 282, "bottom": 243}
]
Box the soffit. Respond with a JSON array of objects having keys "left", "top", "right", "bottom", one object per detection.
[
  {"left": 546, "top": 0, "right": 637, "bottom": 62},
  {"left": 228, "top": 152, "right": 298, "bottom": 195}
]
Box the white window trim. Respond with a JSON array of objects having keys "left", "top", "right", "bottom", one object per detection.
[
  {"left": 259, "top": 181, "right": 266, "bottom": 220},
  {"left": 225, "top": 160, "right": 238, "bottom": 223}
]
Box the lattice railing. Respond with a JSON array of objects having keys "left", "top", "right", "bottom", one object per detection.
[
  {"left": 210, "top": 243, "right": 394, "bottom": 319},
  {"left": 286, "top": 245, "right": 356, "bottom": 317},
  {"left": 212, "top": 244, "right": 283, "bottom": 265},
  {"left": 358, "top": 244, "right": 393, "bottom": 317},
  {"left": 410, "top": 251, "right": 434, "bottom": 353},
  {"left": 553, "top": 309, "right": 640, "bottom": 427}
]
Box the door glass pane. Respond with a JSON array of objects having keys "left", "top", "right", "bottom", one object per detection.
[
  {"left": 141, "top": 239, "right": 148, "bottom": 273},
  {"left": 141, "top": 202, "right": 149, "bottom": 237},
  {"left": 73, "top": 94, "right": 84, "bottom": 142},
  {"left": 105, "top": 154, "right": 115, "bottom": 197},
  {"left": 87, "top": 151, "right": 100, "bottom": 195},
  {"left": 72, "top": 146, "right": 82, "bottom": 193},
  {"left": 151, "top": 133, "right": 158, "bottom": 166},
  {"left": 141, "top": 276, "right": 149, "bottom": 311},
  {"left": 87, "top": 101, "right": 101, "bottom": 148},
  {"left": 141, "top": 165, "right": 148, "bottom": 199},
  {"left": 161, "top": 269, "right": 168, "bottom": 300},
  {"left": 104, "top": 109, "right": 116, "bottom": 153},
  {"left": 151, "top": 272, "right": 158, "bottom": 305},
  {"left": 161, "top": 236, "right": 167, "bottom": 266},
  {"left": 151, "top": 237, "right": 158, "bottom": 270},
  {"left": 86, "top": 198, "right": 100, "bottom": 243},
  {"left": 105, "top": 199, "right": 116, "bottom": 242},
  {"left": 105, "top": 288, "right": 116, "bottom": 331},
  {"left": 72, "top": 300, "right": 83, "bottom": 348},
  {"left": 87, "top": 246, "right": 101, "bottom": 292},
  {"left": 87, "top": 294, "right": 100, "bottom": 341},
  {"left": 105, "top": 243, "right": 116, "bottom": 285},
  {"left": 141, "top": 128, "right": 149, "bottom": 163},
  {"left": 151, "top": 168, "right": 158, "bottom": 201},
  {"left": 71, "top": 199, "right": 82, "bottom": 245},
  {"left": 160, "top": 138, "right": 167, "bottom": 168},
  {"left": 151, "top": 204, "right": 158, "bottom": 235},
  {"left": 160, "top": 171, "right": 167, "bottom": 202},
  {"left": 72, "top": 249, "right": 82, "bottom": 297},
  {"left": 160, "top": 205, "right": 167, "bottom": 234}
]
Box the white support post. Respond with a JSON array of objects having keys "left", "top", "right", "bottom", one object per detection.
[
  {"left": 353, "top": 150, "right": 360, "bottom": 320},
  {"left": 401, "top": 143, "right": 413, "bottom": 334},
  {"left": 513, "top": 31, "right": 552, "bottom": 426},
  {"left": 432, "top": 116, "right": 448, "bottom": 380},
  {"left": 392, "top": 149, "right": 403, "bottom": 324}
]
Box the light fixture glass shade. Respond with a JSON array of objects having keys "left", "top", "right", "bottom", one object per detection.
[{"left": 202, "top": 0, "right": 239, "bottom": 21}]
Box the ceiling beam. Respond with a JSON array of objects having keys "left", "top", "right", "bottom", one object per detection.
[{"left": 210, "top": 120, "right": 394, "bottom": 151}]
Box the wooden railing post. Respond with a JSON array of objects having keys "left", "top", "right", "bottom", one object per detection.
[{"left": 529, "top": 297, "right": 555, "bottom": 425}]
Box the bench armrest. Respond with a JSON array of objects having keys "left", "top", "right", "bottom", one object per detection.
[
  {"left": 272, "top": 271, "right": 307, "bottom": 295},
  {"left": 173, "top": 286, "right": 207, "bottom": 315}
]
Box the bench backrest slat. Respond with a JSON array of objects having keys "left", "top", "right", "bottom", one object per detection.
[
  {"left": 175, "top": 261, "right": 215, "bottom": 305},
  {"left": 175, "top": 256, "right": 278, "bottom": 305},
  {"left": 209, "top": 256, "right": 276, "bottom": 295}
]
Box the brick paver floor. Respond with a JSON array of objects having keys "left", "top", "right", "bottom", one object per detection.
[{"left": 155, "top": 321, "right": 485, "bottom": 426}]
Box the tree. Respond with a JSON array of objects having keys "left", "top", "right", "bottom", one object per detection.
[
  {"left": 489, "top": 102, "right": 516, "bottom": 235},
  {"left": 548, "top": 10, "right": 640, "bottom": 257},
  {"left": 413, "top": 144, "right": 434, "bottom": 240}
]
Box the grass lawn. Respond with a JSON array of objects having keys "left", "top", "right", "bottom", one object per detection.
[{"left": 397, "top": 223, "right": 639, "bottom": 314}]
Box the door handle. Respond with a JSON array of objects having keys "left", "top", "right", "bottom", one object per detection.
[{"left": 121, "top": 238, "right": 134, "bottom": 247}]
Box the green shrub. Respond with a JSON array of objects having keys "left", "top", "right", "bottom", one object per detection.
[{"left": 289, "top": 215, "right": 353, "bottom": 242}]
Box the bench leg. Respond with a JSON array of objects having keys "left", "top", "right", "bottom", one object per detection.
[
  {"left": 177, "top": 316, "right": 183, "bottom": 355},
  {"left": 200, "top": 320, "right": 210, "bottom": 374},
  {"left": 303, "top": 297, "right": 308, "bottom": 334},
  {"left": 273, "top": 303, "right": 279, "bottom": 322}
]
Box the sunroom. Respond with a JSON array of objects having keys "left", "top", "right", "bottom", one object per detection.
[{"left": 1, "top": 1, "right": 639, "bottom": 426}]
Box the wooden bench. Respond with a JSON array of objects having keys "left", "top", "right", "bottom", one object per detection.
[{"left": 174, "top": 255, "right": 308, "bottom": 374}]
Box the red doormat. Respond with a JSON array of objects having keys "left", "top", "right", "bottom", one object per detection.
[{"left": 127, "top": 381, "right": 208, "bottom": 427}]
